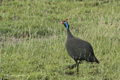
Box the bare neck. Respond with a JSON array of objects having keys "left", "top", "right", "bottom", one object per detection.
[{"left": 67, "top": 29, "right": 74, "bottom": 38}]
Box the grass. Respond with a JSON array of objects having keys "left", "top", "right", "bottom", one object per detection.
[{"left": 0, "top": 0, "right": 120, "bottom": 80}]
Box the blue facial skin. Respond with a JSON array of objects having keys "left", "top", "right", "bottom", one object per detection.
[{"left": 64, "top": 22, "right": 69, "bottom": 30}]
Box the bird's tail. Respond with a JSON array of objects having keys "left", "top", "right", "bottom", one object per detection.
[
  {"left": 94, "top": 57, "right": 99, "bottom": 63},
  {"left": 88, "top": 56, "right": 99, "bottom": 63}
]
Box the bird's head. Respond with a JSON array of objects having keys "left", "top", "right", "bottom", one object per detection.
[{"left": 62, "top": 18, "right": 69, "bottom": 30}]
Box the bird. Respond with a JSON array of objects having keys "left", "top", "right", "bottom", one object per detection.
[{"left": 62, "top": 18, "right": 99, "bottom": 72}]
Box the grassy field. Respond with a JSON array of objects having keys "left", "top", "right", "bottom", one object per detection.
[{"left": 0, "top": 0, "right": 120, "bottom": 80}]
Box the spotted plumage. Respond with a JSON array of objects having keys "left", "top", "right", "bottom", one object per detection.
[{"left": 62, "top": 19, "right": 99, "bottom": 72}]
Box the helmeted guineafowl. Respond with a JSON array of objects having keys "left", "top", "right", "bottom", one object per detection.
[{"left": 62, "top": 18, "right": 99, "bottom": 72}]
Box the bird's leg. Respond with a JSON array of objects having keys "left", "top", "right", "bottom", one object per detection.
[
  {"left": 78, "top": 61, "right": 82, "bottom": 64},
  {"left": 69, "top": 64, "right": 77, "bottom": 69},
  {"left": 75, "top": 60, "right": 79, "bottom": 73},
  {"left": 68, "top": 61, "right": 81, "bottom": 69}
]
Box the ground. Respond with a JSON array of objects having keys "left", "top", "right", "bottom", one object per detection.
[{"left": 0, "top": 0, "right": 120, "bottom": 80}]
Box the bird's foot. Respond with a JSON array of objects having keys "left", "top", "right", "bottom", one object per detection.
[{"left": 68, "top": 64, "right": 77, "bottom": 69}]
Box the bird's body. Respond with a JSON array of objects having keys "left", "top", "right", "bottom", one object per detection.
[
  {"left": 62, "top": 19, "right": 99, "bottom": 72},
  {"left": 66, "top": 29, "right": 99, "bottom": 63}
]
